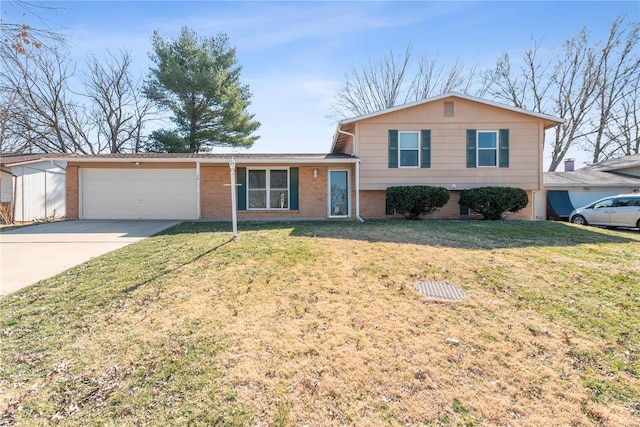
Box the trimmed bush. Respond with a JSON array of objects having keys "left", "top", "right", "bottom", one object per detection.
[
  {"left": 459, "top": 186, "right": 528, "bottom": 220},
  {"left": 386, "top": 186, "right": 450, "bottom": 220}
]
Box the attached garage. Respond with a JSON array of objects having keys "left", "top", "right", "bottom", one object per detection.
[{"left": 80, "top": 168, "right": 198, "bottom": 220}]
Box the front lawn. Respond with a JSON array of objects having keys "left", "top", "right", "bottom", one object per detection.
[{"left": 1, "top": 220, "right": 639, "bottom": 425}]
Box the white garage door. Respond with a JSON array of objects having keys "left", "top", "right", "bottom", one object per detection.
[{"left": 81, "top": 169, "right": 198, "bottom": 220}]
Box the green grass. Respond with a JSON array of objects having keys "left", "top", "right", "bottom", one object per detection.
[{"left": 1, "top": 220, "right": 639, "bottom": 426}]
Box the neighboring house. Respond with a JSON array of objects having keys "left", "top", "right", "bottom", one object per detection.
[
  {"left": 58, "top": 93, "right": 563, "bottom": 221},
  {"left": 544, "top": 155, "right": 640, "bottom": 220},
  {"left": 0, "top": 154, "right": 67, "bottom": 223}
]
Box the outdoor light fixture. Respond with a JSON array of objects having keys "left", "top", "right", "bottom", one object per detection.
[
  {"left": 313, "top": 168, "right": 318, "bottom": 178},
  {"left": 451, "top": 184, "right": 457, "bottom": 189}
]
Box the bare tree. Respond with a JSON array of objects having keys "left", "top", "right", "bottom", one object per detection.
[
  {"left": 1, "top": 42, "right": 154, "bottom": 154},
  {"left": 331, "top": 46, "right": 479, "bottom": 119},
  {"left": 332, "top": 46, "right": 411, "bottom": 118},
  {"left": 0, "top": 43, "right": 95, "bottom": 153},
  {"left": 547, "top": 28, "right": 601, "bottom": 171},
  {"left": 607, "top": 74, "right": 640, "bottom": 156},
  {"left": 581, "top": 16, "right": 640, "bottom": 163},
  {"left": 1, "top": 1, "right": 66, "bottom": 53},
  {"left": 406, "top": 55, "right": 478, "bottom": 102},
  {"left": 84, "top": 51, "right": 153, "bottom": 153},
  {"left": 483, "top": 38, "right": 556, "bottom": 114},
  {"left": 0, "top": 92, "right": 21, "bottom": 153},
  {"left": 483, "top": 52, "right": 527, "bottom": 109},
  {"left": 485, "top": 16, "right": 640, "bottom": 170}
]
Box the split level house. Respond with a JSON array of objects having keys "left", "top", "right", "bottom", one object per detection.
[{"left": 53, "top": 92, "right": 563, "bottom": 222}]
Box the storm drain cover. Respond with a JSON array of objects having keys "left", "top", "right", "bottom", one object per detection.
[{"left": 414, "top": 280, "right": 466, "bottom": 301}]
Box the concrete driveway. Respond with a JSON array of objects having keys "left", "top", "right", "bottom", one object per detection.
[{"left": 0, "top": 220, "right": 180, "bottom": 296}]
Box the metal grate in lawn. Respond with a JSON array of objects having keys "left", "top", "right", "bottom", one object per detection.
[{"left": 414, "top": 280, "right": 466, "bottom": 301}]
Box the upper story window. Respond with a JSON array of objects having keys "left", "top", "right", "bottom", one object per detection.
[
  {"left": 388, "top": 129, "right": 431, "bottom": 169},
  {"left": 399, "top": 132, "right": 419, "bottom": 167},
  {"left": 477, "top": 131, "right": 498, "bottom": 167},
  {"left": 466, "top": 129, "right": 509, "bottom": 168},
  {"left": 248, "top": 168, "right": 289, "bottom": 209}
]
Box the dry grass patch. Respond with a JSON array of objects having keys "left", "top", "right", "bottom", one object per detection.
[{"left": 1, "top": 220, "right": 639, "bottom": 426}]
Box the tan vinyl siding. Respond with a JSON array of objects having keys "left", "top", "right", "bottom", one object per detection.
[{"left": 356, "top": 97, "right": 545, "bottom": 191}]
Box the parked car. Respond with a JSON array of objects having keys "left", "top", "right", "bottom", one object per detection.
[{"left": 570, "top": 194, "right": 640, "bottom": 229}]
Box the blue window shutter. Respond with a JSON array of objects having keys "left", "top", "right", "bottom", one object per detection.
[
  {"left": 421, "top": 129, "right": 431, "bottom": 168},
  {"left": 388, "top": 130, "right": 399, "bottom": 168},
  {"left": 385, "top": 196, "right": 395, "bottom": 215},
  {"left": 466, "top": 129, "right": 477, "bottom": 168},
  {"left": 499, "top": 129, "right": 509, "bottom": 168},
  {"left": 289, "top": 167, "right": 299, "bottom": 210},
  {"left": 236, "top": 167, "right": 246, "bottom": 211}
]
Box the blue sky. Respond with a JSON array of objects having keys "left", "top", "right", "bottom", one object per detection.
[{"left": 7, "top": 1, "right": 640, "bottom": 166}]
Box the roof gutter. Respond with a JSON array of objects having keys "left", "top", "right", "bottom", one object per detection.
[
  {"left": 50, "top": 157, "right": 359, "bottom": 165},
  {"left": 337, "top": 129, "right": 357, "bottom": 157},
  {"left": 544, "top": 183, "right": 640, "bottom": 188}
]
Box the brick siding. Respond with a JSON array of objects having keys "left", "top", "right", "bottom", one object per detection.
[
  {"left": 202, "top": 165, "right": 354, "bottom": 220},
  {"left": 66, "top": 166, "right": 79, "bottom": 219}
]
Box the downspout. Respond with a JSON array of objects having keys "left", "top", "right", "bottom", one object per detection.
[
  {"left": 20, "top": 167, "right": 24, "bottom": 222},
  {"left": 338, "top": 129, "right": 364, "bottom": 222},
  {"left": 337, "top": 129, "right": 358, "bottom": 157},
  {"left": 355, "top": 160, "right": 363, "bottom": 222},
  {"left": 11, "top": 172, "right": 18, "bottom": 224},
  {"left": 44, "top": 170, "right": 48, "bottom": 219}
]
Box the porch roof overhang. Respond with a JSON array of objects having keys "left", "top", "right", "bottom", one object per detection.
[
  {"left": 544, "top": 171, "right": 640, "bottom": 188},
  {"left": 0, "top": 153, "right": 64, "bottom": 167}
]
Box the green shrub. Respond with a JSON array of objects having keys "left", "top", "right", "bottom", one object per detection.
[
  {"left": 459, "top": 186, "right": 528, "bottom": 220},
  {"left": 386, "top": 186, "right": 450, "bottom": 220}
]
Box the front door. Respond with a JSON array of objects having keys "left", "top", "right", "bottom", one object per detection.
[{"left": 328, "top": 170, "right": 349, "bottom": 217}]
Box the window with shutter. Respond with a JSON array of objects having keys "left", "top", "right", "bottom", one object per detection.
[
  {"left": 499, "top": 129, "right": 509, "bottom": 168},
  {"left": 236, "top": 167, "right": 247, "bottom": 210},
  {"left": 246, "top": 168, "right": 290, "bottom": 210},
  {"left": 467, "top": 129, "right": 508, "bottom": 168},
  {"left": 421, "top": 129, "right": 431, "bottom": 168},
  {"left": 388, "top": 130, "right": 399, "bottom": 168}
]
